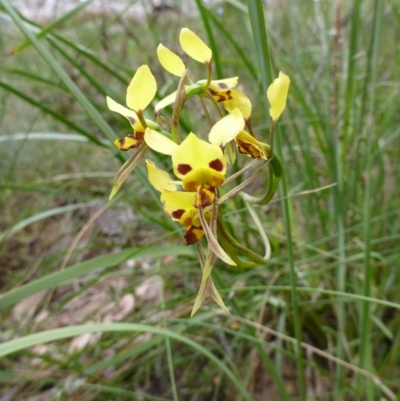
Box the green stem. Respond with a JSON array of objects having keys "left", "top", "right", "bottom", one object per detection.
[
  {"left": 357, "top": 1, "right": 384, "bottom": 400},
  {"left": 269, "top": 119, "right": 276, "bottom": 157}
]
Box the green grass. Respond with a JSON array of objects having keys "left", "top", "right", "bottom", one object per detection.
[{"left": 0, "top": 0, "right": 399, "bottom": 400}]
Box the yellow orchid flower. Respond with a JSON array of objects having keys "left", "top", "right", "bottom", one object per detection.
[
  {"left": 267, "top": 71, "right": 290, "bottom": 122},
  {"left": 146, "top": 160, "right": 211, "bottom": 245},
  {"left": 106, "top": 96, "right": 145, "bottom": 150},
  {"left": 161, "top": 190, "right": 212, "bottom": 245},
  {"left": 207, "top": 109, "right": 267, "bottom": 160},
  {"left": 107, "top": 65, "right": 157, "bottom": 151},
  {"left": 171, "top": 133, "right": 226, "bottom": 207},
  {"left": 145, "top": 127, "right": 235, "bottom": 207},
  {"left": 155, "top": 30, "right": 252, "bottom": 119}
]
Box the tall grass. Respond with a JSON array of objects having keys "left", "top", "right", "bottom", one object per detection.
[{"left": 0, "top": 0, "right": 399, "bottom": 400}]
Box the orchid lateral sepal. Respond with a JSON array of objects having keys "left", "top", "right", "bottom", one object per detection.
[
  {"left": 217, "top": 213, "right": 268, "bottom": 265},
  {"left": 109, "top": 143, "right": 148, "bottom": 200},
  {"left": 198, "top": 198, "right": 235, "bottom": 266},
  {"left": 243, "top": 198, "right": 271, "bottom": 260},
  {"left": 191, "top": 243, "right": 229, "bottom": 316},
  {"left": 217, "top": 233, "right": 259, "bottom": 270},
  {"left": 191, "top": 201, "right": 229, "bottom": 316}
]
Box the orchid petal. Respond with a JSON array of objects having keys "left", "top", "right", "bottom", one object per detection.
[
  {"left": 179, "top": 28, "right": 212, "bottom": 64},
  {"left": 221, "top": 90, "right": 252, "bottom": 119},
  {"left": 106, "top": 96, "right": 143, "bottom": 131},
  {"left": 157, "top": 44, "right": 186, "bottom": 77},
  {"left": 126, "top": 65, "right": 157, "bottom": 112},
  {"left": 267, "top": 71, "right": 290, "bottom": 122},
  {"left": 146, "top": 159, "right": 177, "bottom": 192},
  {"left": 144, "top": 128, "right": 178, "bottom": 155},
  {"left": 236, "top": 131, "right": 268, "bottom": 160},
  {"left": 208, "top": 109, "right": 244, "bottom": 147},
  {"left": 114, "top": 134, "right": 140, "bottom": 151},
  {"left": 172, "top": 133, "right": 226, "bottom": 191},
  {"left": 198, "top": 207, "right": 236, "bottom": 265},
  {"left": 184, "top": 226, "right": 205, "bottom": 245},
  {"left": 160, "top": 191, "right": 197, "bottom": 225},
  {"left": 208, "top": 77, "right": 238, "bottom": 92}
]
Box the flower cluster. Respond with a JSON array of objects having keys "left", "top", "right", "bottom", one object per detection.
[{"left": 107, "top": 28, "right": 290, "bottom": 315}]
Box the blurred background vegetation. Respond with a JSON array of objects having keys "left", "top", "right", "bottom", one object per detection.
[{"left": 0, "top": 0, "right": 399, "bottom": 400}]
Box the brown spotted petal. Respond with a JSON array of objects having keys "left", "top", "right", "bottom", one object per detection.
[
  {"left": 208, "top": 77, "right": 238, "bottom": 93},
  {"left": 172, "top": 133, "right": 226, "bottom": 191},
  {"left": 207, "top": 77, "right": 239, "bottom": 102},
  {"left": 184, "top": 225, "right": 205, "bottom": 245},
  {"left": 196, "top": 184, "right": 216, "bottom": 208},
  {"left": 180, "top": 167, "right": 225, "bottom": 193},
  {"left": 236, "top": 131, "right": 269, "bottom": 160},
  {"left": 106, "top": 96, "right": 145, "bottom": 131},
  {"left": 114, "top": 133, "right": 143, "bottom": 151},
  {"left": 160, "top": 191, "right": 198, "bottom": 226}
]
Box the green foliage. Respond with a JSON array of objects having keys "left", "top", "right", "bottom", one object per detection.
[{"left": 0, "top": 0, "right": 399, "bottom": 400}]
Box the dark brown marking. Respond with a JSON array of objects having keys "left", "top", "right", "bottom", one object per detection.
[
  {"left": 184, "top": 226, "right": 203, "bottom": 245},
  {"left": 209, "top": 159, "right": 224, "bottom": 172},
  {"left": 197, "top": 186, "right": 214, "bottom": 208},
  {"left": 177, "top": 164, "right": 192, "bottom": 175},
  {"left": 237, "top": 141, "right": 261, "bottom": 158},
  {"left": 135, "top": 131, "right": 145, "bottom": 141},
  {"left": 172, "top": 209, "right": 185, "bottom": 219}
]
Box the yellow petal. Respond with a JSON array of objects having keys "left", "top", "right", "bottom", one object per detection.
[
  {"left": 179, "top": 28, "right": 212, "bottom": 64},
  {"left": 146, "top": 159, "right": 177, "bottom": 192},
  {"left": 196, "top": 184, "right": 216, "bottom": 208},
  {"left": 236, "top": 131, "right": 268, "bottom": 160},
  {"left": 221, "top": 90, "right": 252, "bottom": 119},
  {"left": 160, "top": 191, "right": 197, "bottom": 224},
  {"left": 126, "top": 65, "right": 157, "bottom": 112},
  {"left": 267, "top": 71, "right": 290, "bottom": 122},
  {"left": 144, "top": 128, "right": 178, "bottom": 155},
  {"left": 182, "top": 168, "right": 225, "bottom": 192},
  {"left": 184, "top": 226, "right": 205, "bottom": 245},
  {"left": 106, "top": 96, "right": 144, "bottom": 131},
  {"left": 157, "top": 44, "right": 186, "bottom": 77},
  {"left": 155, "top": 90, "right": 177, "bottom": 113},
  {"left": 208, "top": 77, "right": 238, "bottom": 92},
  {"left": 208, "top": 108, "right": 244, "bottom": 147},
  {"left": 114, "top": 134, "right": 140, "bottom": 150},
  {"left": 172, "top": 133, "right": 226, "bottom": 191}
]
